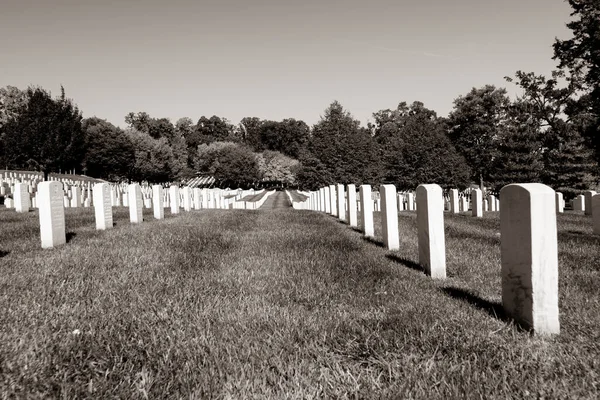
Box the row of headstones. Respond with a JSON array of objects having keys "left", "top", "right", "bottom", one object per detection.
[
  {"left": 39, "top": 183, "right": 263, "bottom": 249},
  {"left": 4, "top": 179, "right": 261, "bottom": 213},
  {"left": 295, "top": 182, "right": 571, "bottom": 336}
]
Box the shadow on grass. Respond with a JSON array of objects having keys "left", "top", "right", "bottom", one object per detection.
[
  {"left": 441, "top": 286, "right": 508, "bottom": 322},
  {"left": 362, "top": 236, "right": 385, "bottom": 248},
  {"left": 0, "top": 250, "right": 9, "bottom": 257},
  {"left": 385, "top": 254, "right": 423, "bottom": 273},
  {"left": 559, "top": 231, "right": 600, "bottom": 245},
  {"left": 66, "top": 232, "right": 76, "bottom": 243}
]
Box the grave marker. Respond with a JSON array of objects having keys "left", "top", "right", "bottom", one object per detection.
[
  {"left": 500, "top": 183, "right": 559, "bottom": 335},
  {"left": 359, "top": 185, "right": 374, "bottom": 238},
  {"left": 93, "top": 183, "right": 113, "bottom": 230},
  {"left": 380, "top": 184, "right": 400, "bottom": 250},
  {"left": 128, "top": 184, "right": 143, "bottom": 223},
  {"left": 472, "top": 189, "right": 483, "bottom": 217},
  {"left": 346, "top": 184, "right": 357, "bottom": 227},
  {"left": 417, "top": 184, "right": 446, "bottom": 278},
  {"left": 38, "top": 181, "right": 66, "bottom": 248}
]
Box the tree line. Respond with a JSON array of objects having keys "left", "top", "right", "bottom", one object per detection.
[{"left": 0, "top": 0, "right": 598, "bottom": 198}]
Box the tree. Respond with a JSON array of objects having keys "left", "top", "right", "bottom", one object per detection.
[
  {"left": 125, "top": 129, "right": 174, "bottom": 183},
  {"left": 2, "top": 86, "right": 85, "bottom": 179},
  {"left": 256, "top": 150, "right": 300, "bottom": 186},
  {"left": 488, "top": 101, "right": 544, "bottom": 192},
  {"left": 376, "top": 102, "right": 471, "bottom": 190},
  {"left": 296, "top": 153, "right": 332, "bottom": 190},
  {"left": 189, "top": 116, "right": 235, "bottom": 148},
  {"left": 239, "top": 117, "right": 263, "bottom": 151},
  {"left": 82, "top": 117, "right": 134, "bottom": 180},
  {"left": 553, "top": 0, "right": 600, "bottom": 164},
  {"left": 195, "top": 141, "right": 260, "bottom": 187},
  {"left": 0, "top": 86, "right": 28, "bottom": 129},
  {"left": 310, "top": 101, "right": 381, "bottom": 185},
  {"left": 505, "top": 71, "right": 597, "bottom": 193},
  {"left": 447, "top": 86, "right": 511, "bottom": 189},
  {"left": 258, "top": 119, "right": 310, "bottom": 158}
]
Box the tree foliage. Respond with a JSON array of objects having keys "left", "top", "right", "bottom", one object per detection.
[
  {"left": 1, "top": 87, "right": 85, "bottom": 178},
  {"left": 82, "top": 117, "right": 134, "bottom": 180},
  {"left": 447, "top": 86, "right": 510, "bottom": 188},
  {"left": 374, "top": 102, "right": 471, "bottom": 190}
]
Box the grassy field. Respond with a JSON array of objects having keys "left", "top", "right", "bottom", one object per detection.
[{"left": 0, "top": 205, "right": 598, "bottom": 398}]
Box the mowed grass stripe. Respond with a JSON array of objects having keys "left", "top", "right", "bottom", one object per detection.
[{"left": 0, "top": 207, "right": 598, "bottom": 398}]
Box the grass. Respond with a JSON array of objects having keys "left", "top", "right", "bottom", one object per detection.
[
  {"left": 287, "top": 190, "right": 308, "bottom": 202},
  {"left": 239, "top": 190, "right": 270, "bottom": 202},
  {"left": 0, "top": 205, "right": 598, "bottom": 398}
]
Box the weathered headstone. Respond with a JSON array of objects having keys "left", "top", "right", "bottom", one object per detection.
[
  {"left": 500, "top": 183, "right": 559, "bottom": 335},
  {"left": 346, "top": 184, "right": 358, "bottom": 227},
  {"left": 417, "top": 184, "right": 446, "bottom": 278},
  {"left": 170, "top": 186, "right": 180, "bottom": 214},
  {"left": 38, "top": 181, "right": 66, "bottom": 248},
  {"left": 584, "top": 190, "right": 596, "bottom": 216},
  {"left": 380, "top": 184, "right": 400, "bottom": 250},
  {"left": 324, "top": 187, "right": 331, "bottom": 214},
  {"left": 93, "top": 183, "right": 113, "bottom": 230},
  {"left": 359, "top": 185, "right": 374, "bottom": 238},
  {"left": 128, "top": 184, "right": 143, "bottom": 223},
  {"left": 193, "top": 188, "right": 202, "bottom": 210},
  {"left": 449, "top": 189, "right": 459, "bottom": 214},
  {"left": 471, "top": 189, "right": 483, "bottom": 217}
]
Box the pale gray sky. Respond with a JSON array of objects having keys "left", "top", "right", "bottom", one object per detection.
[{"left": 0, "top": 0, "right": 573, "bottom": 127}]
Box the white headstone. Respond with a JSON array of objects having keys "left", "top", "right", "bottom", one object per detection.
[
  {"left": 170, "top": 186, "right": 180, "bottom": 214},
  {"left": 93, "top": 183, "right": 113, "bottom": 230},
  {"left": 183, "top": 187, "right": 192, "bottom": 212},
  {"left": 592, "top": 194, "right": 600, "bottom": 235},
  {"left": 471, "top": 189, "right": 483, "bottom": 217},
  {"left": 555, "top": 192, "right": 564, "bottom": 213},
  {"left": 324, "top": 187, "right": 331, "bottom": 214},
  {"left": 329, "top": 185, "right": 337, "bottom": 216},
  {"left": 488, "top": 195, "right": 497, "bottom": 212},
  {"left": 193, "top": 188, "right": 202, "bottom": 210},
  {"left": 449, "top": 189, "right": 459, "bottom": 214},
  {"left": 380, "top": 184, "right": 400, "bottom": 251},
  {"left": 14, "top": 182, "right": 30, "bottom": 213},
  {"left": 359, "top": 185, "right": 374, "bottom": 238},
  {"left": 500, "top": 183, "right": 559, "bottom": 336},
  {"left": 128, "top": 184, "right": 143, "bottom": 223},
  {"left": 407, "top": 192, "right": 415, "bottom": 211},
  {"left": 70, "top": 187, "right": 81, "bottom": 208},
  {"left": 584, "top": 190, "right": 596, "bottom": 216},
  {"left": 151, "top": 185, "right": 164, "bottom": 219},
  {"left": 336, "top": 184, "right": 346, "bottom": 222},
  {"left": 417, "top": 184, "right": 446, "bottom": 278},
  {"left": 346, "top": 184, "right": 357, "bottom": 227},
  {"left": 38, "top": 181, "right": 66, "bottom": 248}
]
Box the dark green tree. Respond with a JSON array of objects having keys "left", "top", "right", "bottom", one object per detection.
[
  {"left": 553, "top": 0, "right": 600, "bottom": 162},
  {"left": 376, "top": 102, "right": 471, "bottom": 190},
  {"left": 488, "top": 100, "right": 544, "bottom": 192},
  {"left": 2, "top": 86, "right": 85, "bottom": 179},
  {"left": 82, "top": 117, "right": 134, "bottom": 180},
  {"left": 447, "top": 85, "right": 510, "bottom": 189},
  {"left": 310, "top": 101, "right": 381, "bottom": 185}
]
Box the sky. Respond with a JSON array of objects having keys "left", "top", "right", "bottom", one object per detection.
[{"left": 0, "top": 0, "right": 574, "bottom": 128}]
